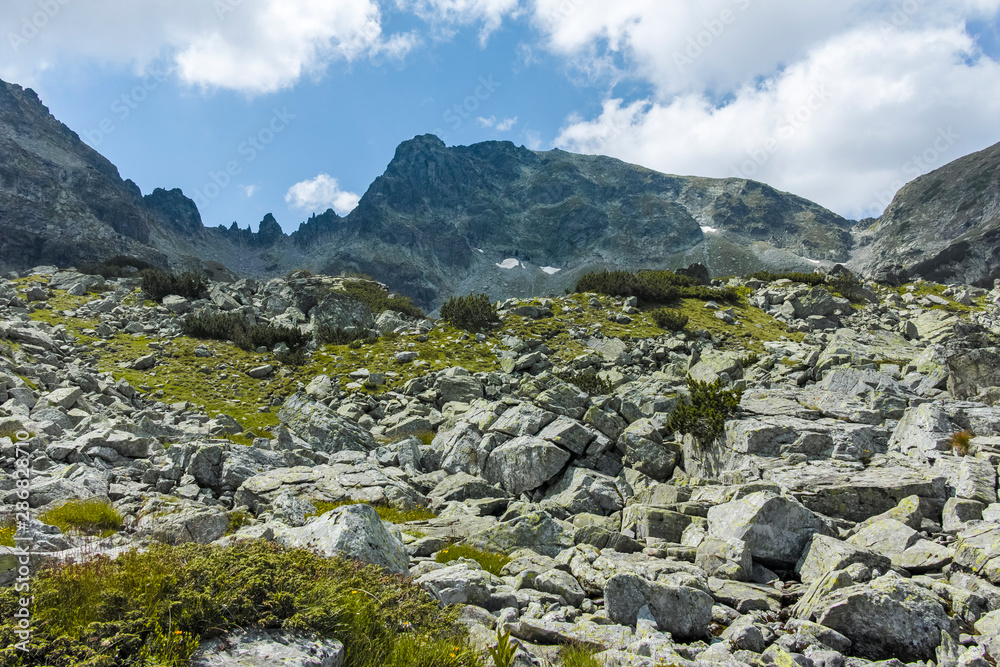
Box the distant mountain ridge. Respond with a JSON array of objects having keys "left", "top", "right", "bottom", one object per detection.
[{"left": 1, "top": 75, "right": 998, "bottom": 307}]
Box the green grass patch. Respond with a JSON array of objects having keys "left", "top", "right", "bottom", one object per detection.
[
  {"left": 558, "top": 643, "right": 602, "bottom": 667},
  {"left": 0, "top": 541, "right": 480, "bottom": 667},
  {"left": 225, "top": 510, "right": 254, "bottom": 535},
  {"left": 435, "top": 544, "right": 510, "bottom": 576},
  {"left": 38, "top": 499, "right": 123, "bottom": 538},
  {"left": 307, "top": 500, "right": 438, "bottom": 524},
  {"left": 0, "top": 519, "right": 15, "bottom": 548}
]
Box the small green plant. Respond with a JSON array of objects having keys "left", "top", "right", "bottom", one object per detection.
[
  {"left": 348, "top": 338, "right": 364, "bottom": 350},
  {"left": 440, "top": 294, "right": 499, "bottom": 330},
  {"left": 487, "top": 626, "right": 517, "bottom": 667},
  {"left": 435, "top": 544, "right": 510, "bottom": 576},
  {"left": 413, "top": 430, "right": 437, "bottom": 446},
  {"left": 558, "top": 642, "right": 602, "bottom": 667},
  {"left": 950, "top": 430, "right": 974, "bottom": 456},
  {"left": 740, "top": 352, "right": 760, "bottom": 367},
  {"left": 226, "top": 510, "right": 253, "bottom": 535},
  {"left": 651, "top": 308, "right": 689, "bottom": 331},
  {"left": 39, "top": 499, "right": 123, "bottom": 537},
  {"left": 140, "top": 269, "right": 207, "bottom": 300},
  {"left": 136, "top": 625, "right": 200, "bottom": 666},
  {"left": 0, "top": 519, "right": 15, "bottom": 547},
  {"left": 665, "top": 377, "right": 743, "bottom": 444}
]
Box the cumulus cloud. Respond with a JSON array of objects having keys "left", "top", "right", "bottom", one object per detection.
[
  {"left": 554, "top": 25, "right": 1000, "bottom": 218},
  {"left": 535, "top": 1, "right": 1000, "bottom": 217},
  {"left": 1, "top": 0, "right": 416, "bottom": 94},
  {"left": 285, "top": 173, "right": 361, "bottom": 215},
  {"left": 477, "top": 114, "right": 517, "bottom": 130}
]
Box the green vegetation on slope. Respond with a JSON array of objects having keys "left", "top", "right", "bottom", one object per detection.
[{"left": 0, "top": 541, "right": 480, "bottom": 667}]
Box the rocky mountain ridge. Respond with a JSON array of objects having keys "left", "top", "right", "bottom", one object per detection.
[{"left": 2, "top": 264, "right": 1000, "bottom": 665}]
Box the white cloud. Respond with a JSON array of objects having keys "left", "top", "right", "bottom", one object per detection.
[
  {"left": 477, "top": 115, "right": 517, "bottom": 131},
  {"left": 495, "top": 116, "right": 517, "bottom": 131},
  {"left": 285, "top": 174, "right": 361, "bottom": 216},
  {"left": 549, "top": 14, "right": 1000, "bottom": 218},
  {"left": 242, "top": 185, "right": 258, "bottom": 198},
  {"left": 1, "top": 0, "right": 416, "bottom": 94},
  {"left": 399, "top": 0, "right": 521, "bottom": 43}
]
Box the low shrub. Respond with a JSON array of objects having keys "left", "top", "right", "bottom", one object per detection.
[
  {"left": 950, "top": 430, "right": 974, "bottom": 456},
  {"left": 651, "top": 308, "right": 689, "bottom": 331},
  {"left": 78, "top": 255, "right": 158, "bottom": 278},
  {"left": 575, "top": 270, "right": 740, "bottom": 305},
  {"left": 226, "top": 510, "right": 253, "bottom": 535},
  {"left": 440, "top": 294, "right": 499, "bottom": 330},
  {"left": 0, "top": 541, "right": 480, "bottom": 667},
  {"left": 665, "top": 377, "right": 743, "bottom": 444},
  {"left": 747, "top": 271, "right": 825, "bottom": 286},
  {"left": 140, "top": 269, "right": 207, "bottom": 301},
  {"left": 334, "top": 281, "right": 425, "bottom": 319},
  {"left": 554, "top": 370, "right": 613, "bottom": 396},
  {"left": 316, "top": 325, "right": 370, "bottom": 346},
  {"left": 181, "top": 313, "right": 309, "bottom": 357},
  {"left": 434, "top": 544, "right": 510, "bottom": 576},
  {"left": 38, "top": 499, "right": 123, "bottom": 537}
]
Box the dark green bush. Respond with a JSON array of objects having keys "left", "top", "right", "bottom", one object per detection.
[
  {"left": 440, "top": 294, "right": 499, "bottom": 330},
  {"left": 651, "top": 308, "right": 689, "bottom": 331},
  {"left": 78, "top": 255, "right": 157, "bottom": 278},
  {"left": 554, "top": 370, "right": 613, "bottom": 396},
  {"left": 334, "top": 281, "right": 424, "bottom": 319},
  {"left": 575, "top": 270, "right": 739, "bottom": 305},
  {"left": 0, "top": 541, "right": 479, "bottom": 667},
  {"left": 140, "top": 269, "right": 207, "bottom": 301},
  {"left": 665, "top": 377, "right": 743, "bottom": 444},
  {"left": 316, "top": 325, "right": 370, "bottom": 346},
  {"left": 747, "top": 271, "right": 826, "bottom": 286},
  {"left": 181, "top": 313, "right": 309, "bottom": 358}
]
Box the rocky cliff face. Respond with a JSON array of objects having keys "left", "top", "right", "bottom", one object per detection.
[{"left": 850, "top": 140, "right": 1000, "bottom": 286}]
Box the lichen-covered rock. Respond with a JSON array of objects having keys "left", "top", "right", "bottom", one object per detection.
[
  {"left": 277, "top": 393, "right": 377, "bottom": 453},
  {"left": 482, "top": 435, "right": 570, "bottom": 496},
  {"left": 192, "top": 630, "right": 344, "bottom": 667}
]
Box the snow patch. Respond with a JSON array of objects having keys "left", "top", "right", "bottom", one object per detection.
[
  {"left": 805, "top": 258, "right": 822, "bottom": 265},
  {"left": 700, "top": 225, "right": 719, "bottom": 234},
  {"left": 541, "top": 266, "right": 561, "bottom": 275},
  {"left": 474, "top": 247, "right": 484, "bottom": 253},
  {"left": 496, "top": 258, "right": 521, "bottom": 269}
]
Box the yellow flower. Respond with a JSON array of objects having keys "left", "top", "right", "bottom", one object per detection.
[{"left": 174, "top": 631, "right": 183, "bottom": 635}]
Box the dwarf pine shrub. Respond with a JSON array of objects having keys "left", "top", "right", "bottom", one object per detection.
[
  {"left": 651, "top": 308, "right": 689, "bottom": 331},
  {"left": 665, "top": 377, "right": 743, "bottom": 444},
  {"left": 140, "top": 269, "right": 206, "bottom": 300},
  {"left": 333, "top": 281, "right": 425, "bottom": 319},
  {"left": 747, "top": 270, "right": 826, "bottom": 286},
  {"left": 181, "top": 313, "right": 309, "bottom": 357},
  {"left": 575, "top": 270, "right": 740, "bottom": 305},
  {"left": 554, "top": 370, "right": 613, "bottom": 396},
  {"left": 79, "top": 255, "right": 157, "bottom": 278},
  {"left": 440, "top": 294, "right": 499, "bottom": 330}
]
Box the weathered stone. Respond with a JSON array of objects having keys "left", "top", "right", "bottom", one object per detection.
[
  {"left": 707, "top": 492, "right": 825, "bottom": 567},
  {"left": 191, "top": 630, "right": 344, "bottom": 667},
  {"left": 482, "top": 435, "right": 570, "bottom": 496},
  {"left": 953, "top": 523, "right": 1000, "bottom": 584},
  {"left": 278, "top": 393, "right": 377, "bottom": 453},
  {"left": 796, "top": 534, "right": 892, "bottom": 584},
  {"left": 696, "top": 536, "right": 752, "bottom": 581},
  {"left": 277, "top": 504, "right": 409, "bottom": 574}
]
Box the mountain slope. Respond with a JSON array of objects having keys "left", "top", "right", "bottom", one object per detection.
[
  {"left": 850, "top": 140, "right": 1000, "bottom": 286},
  {"left": 291, "top": 135, "right": 854, "bottom": 305}
]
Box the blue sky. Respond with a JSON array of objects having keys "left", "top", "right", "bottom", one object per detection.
[{"left": 3, "top": 1, "right": 1000, "bottom": 233}]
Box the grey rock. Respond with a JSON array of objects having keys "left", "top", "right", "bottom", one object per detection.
[
  {"left": 278, "top": 393, "right": 377, "bottom": 453},
  {"left": 192, "top": 630, "right": 344, "bottom": 667},
  {"left": 277, "top": 504, "right": 409, "bottom": 574},
  {"left": 796, "top": 534, "right": 892, "bottom": 584},
  {"left": 707, "top": 492, "right": 825, "bottom": 567},
  {"left": 482, "top": 435, "right": 571, "bottom": 496}
]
